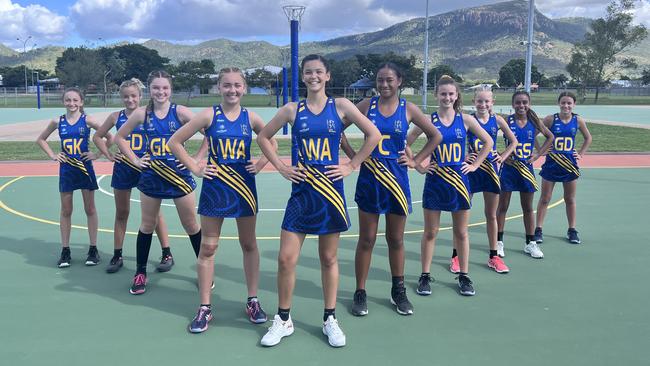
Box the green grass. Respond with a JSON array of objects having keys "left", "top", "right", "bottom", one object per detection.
[{"left": 3, "top": 122, "right": 647, "bottom": 161}]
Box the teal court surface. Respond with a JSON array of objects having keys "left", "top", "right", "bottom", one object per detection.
[{"left": 0, "top": 168, "right": 649, "bottom": 366}]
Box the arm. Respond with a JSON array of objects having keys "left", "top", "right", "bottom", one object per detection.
[
  {"left": 92, "top": 112, "right": 118, "bottom": 162},
  {"left": 575, "top": 116, "right": 592, "bottom": 160},
  {"left": 530, "top": 116, "right": 555, "bottom": 163},
  {"left": 495, "top": 115, "right": 517, "bottom": 163},
  {"left": 36, "top": 119, "right": 63, "bottom": 162},
  {"left": 168, "top": 108, "right": 216, "bottom": 178},
  {"left": 247, "top": 111, "right": 277, "bottom": 174},
  {"left": 399, "top": 102, "right": 441, "bottom": 174},
  {"left": 83, "top": 116, "right": 110, "bottom": 161},
  {"left": 339, "top": 132, "right": 356, "bottom": 159},
  {"left": 256, "top": 103, "right": 306, "bottom": 183},
  {"left": 115, "top": 107, "right": 148, "bottom": 168},
  {"left": 462, "top": 113, "right": 494, "bottom": 174}
]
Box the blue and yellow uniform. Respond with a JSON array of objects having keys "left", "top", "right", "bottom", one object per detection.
[
  {"left": 282, "top": 98, "right": 350, "bottom": 234},
  {"left": 58, "top": 114, "right": 99, "bottom": 192},
  {"left": 198, "top": 105, "right": 258, "bottom": 217},
  {"left": 540, "top": 113, "right": 580, "bottom": 182},
  {"left": 500, "top": 115, "right": 539, "bottom": 192},
  {"left": 137, "top": 104, "right": 196, "bottom": 199},
  {"left": 354, "top": 97, "right": 411, "bottom": 216},
  {"left": 422, "top": 112, "right": 471, "bottom": 211},
  {"left": 111, "top": 110, "right": 148, "bottom": 189},
  {"left": 467, "top": 113, "right": 500, "bottom": 194}
]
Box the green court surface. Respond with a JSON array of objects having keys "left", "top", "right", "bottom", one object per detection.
[{"left": 0, "top": 168, "right": 648, "bottom": 366}]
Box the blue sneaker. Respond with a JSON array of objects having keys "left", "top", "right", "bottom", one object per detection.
[
  {"left": 567, "top": 228, "right": 581, "bottom": 244},
  {"left": 189, "top": 306, "right": 212, "bottom": 333},
  {"left": 533, "top": 227, "right": 543, "bottom": 243},
  {"left": 246, "top": 298, "right": 268, "bottom": 324}
]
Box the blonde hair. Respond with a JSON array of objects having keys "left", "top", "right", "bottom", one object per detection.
[
  {"left": 436, "top": 75, "right": 463, "bottom": 113},
  {"left": 119, "top": 78, "right": 145, "bottom": 96}
]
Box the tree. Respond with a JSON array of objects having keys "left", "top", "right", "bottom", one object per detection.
[
  {"left": 246, "top": 68, "right": 277, "bottom": 90},
  {"left": 55, "top": 47, "right": 106, "bottom": 89},
  {"left": 355, "top": 52, "right": 422, "bottom": 88},
  {"left": 110, "top": 44, "right": 169, "bottom": 82},
  {"left": 0, "top": 66, "right": 28, "bottom": 87},
  {"left": 427, "top": 64, "right": 463, "bottom": 87},
  {"left": 548, "top": 74, "right": 569, "bottom": 88},
  {"left": 566, "top": 0, "right": 647, "bottom": 103},
  {"left": 498, "top": 58, "right": 543, "bottom": 88},
  {"left": 328, "top": 57, "right": 361, "bottom": 88},
  {"left": 642, "top": 68, "right": 650, "bottom": 86},
  {"left": 169, "top": 59, "right": 216, "bottom": 101}
]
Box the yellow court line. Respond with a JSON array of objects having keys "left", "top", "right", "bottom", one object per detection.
[{"left": 0, "top": 175, "right": 565, "bottom": 241}]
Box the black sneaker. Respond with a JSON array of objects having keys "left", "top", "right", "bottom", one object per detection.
[
  {"left": 416, "top": 273, "right": 433, "bottom": 296},
  {"left": 57, "top": 248, "right": 71, "bottom": 268},
  {"left": 567, "top": 228, "right": 581, "bottom": 244},
  {"left": 390, "top": 286, "right": 414, "bottom": 315},
  {"left": 457, "top": 274, "right": 476, "bottom": 296},
  {"left": 533, "top": 227, "right": 543, "bottom": 243},
  {"left": 351, "top": 289, "right": 368, "bottom": 316},
  {"left": 156, "top": 254, "right": 174, "bottom": 272},
  {"left": 106, "top": 255, "right": 123, "bottom": 273},
  {"left": 85, "top": 246, "right": 100, "bottom": 266}
]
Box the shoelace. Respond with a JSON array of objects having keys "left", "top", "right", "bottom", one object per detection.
[
  {"left": 456, "top": 275, "right": 473, "bottom": 287},
  {"left": 248, "top": 301, "right": 261, "bottom": 315},
  {"left": 196, "top": 307, "right": 210, "bottom": 322},
  {"left": 110, "top": 256, "right": 120, "bottom": 265},
  {"left": 267, "top": 318, "right": 287, "bottom": 335},
  {"left": 325, "top": 318, "right": 343, "bottom": 336},
  {"left": 134, "top": 274, "right": 146, "bottom": 286},
  {"left": 160, "top": 255, "right": 172, "bottom": 262},
  {"left": 393, "top": 286, "right": 408, "bottom": 303},
  {"left": 419, "top": 274, "right": 433, "bottom": 285},
  {"left": 353, "top": 290, "right": 366, "bottom": 303}
]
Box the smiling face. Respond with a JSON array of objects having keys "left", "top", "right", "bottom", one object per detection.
[
  {"left": 218, "top": 72, "right": 246, "bottom": 105},
  {"left": 559, "top": 95, "right": 575, "bottom": 115},
  {"left": 120, "top": 85, "right": 141, "bottom": 111},
  {"left": 473, "top": 90, "right": 493, "bottom": 114},
  {"left": 376, "top": 67, "right": 402, "bottom": 99},
  {"left": 149, "top": 77, "right": 172, "bottom": 105},
  {"left": 302, "top": 59, "right": 330, "bottom": 93},
  {"left": 436, "top": 83, "right": 458, "bottom": 109},
  {"left": 63, "top": 90, "right": 83, "bottom": 113},
  {"left": 512, "top": 93, "right": 530, "bottom": 117}
]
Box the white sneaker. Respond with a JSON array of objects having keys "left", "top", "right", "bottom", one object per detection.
[
  {"left": 322, "top": 315, "right": 346, "bottom": 347},
  {"left": 260, "top": 314, "right": 294, "bottom": 347},
  {"left": 524, "top": 241, "right": 544, "bottom": 259},
  {"left": 496, "top": 241, "right": 505, "bottom": 258}
]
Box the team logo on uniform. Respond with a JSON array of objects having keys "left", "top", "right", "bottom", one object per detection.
[
  {"left": 217, "top": 123, "right": 226, "bottom": 133},
  {"left": 555, "top": 126, "right": 562, "bottom": 132},
  {"left": 169, "top": 121, "right": 177, "bottom": 133},
  {"left": 369, "top": 112, "right": 377, "bottom": 118},
  {"left": 394, "top": 120, "right": 403, "bottom": 133},
  {"left": 241, "top": 124, "right": 249, "bottom": 136},
  {"left": 528, "top": 130, "right": 533, "bottom": 139},
  {"left": 327, "top": 119, "right": 336, "bottom": 133},
  {"left": 455, "top": 128, "right": 463, "bottom": 139},
  {"left": 491, "top": 127, "right": 497, "bottom": 135},
  {"left": 78, "top": 127, "right": 85, "bottom": 135},
  {"left": 300, "top": 122, "right": 309, "bottom": 133},
  {"left": 571, "top": 127, "right": 576, "bottom": 134}
]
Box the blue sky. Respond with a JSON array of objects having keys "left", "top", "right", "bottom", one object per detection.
[{"left": 2, "top": 0, "right": 649, "bottom": 50}]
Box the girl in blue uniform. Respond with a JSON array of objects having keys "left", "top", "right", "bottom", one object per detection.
[
  {"left": 115, "top": 70, "right": 207, "bottom": 295},
  {"left": 535, "top": 92, "right": 592, "bottom": 244},
  {"left": 168, "top": 68, "right": 274, "bottom": 333},
  {"left": 341, "top": 63, "right": 441, "bottom": 316},
  {"left": 93, "top": 79, "right": 173, "bottom": 274},
  {"left": 466, "top": 87, "right": 518, "bottom": 273},
  {"left": 257, "top": 54, "right": 380, "bottom": 348},
  {"left": 36, "top": 88, "right": 104, "bottom": 268},
  {"left": 496, "top": 91, "right": 554, "bottom": 259},
  {"left": 407, "top": 75, "right": 494, "bottom": 297}
]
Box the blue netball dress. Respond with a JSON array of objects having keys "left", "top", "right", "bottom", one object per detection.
[
  {"left": 111, "top": 110, "right": 148, "bottom": 189},
  {"left": 500, "top": 115, "right": 539, "bottom": 192},
  {"left": 540, "top": 113, "right": 580, "bottom": 182},
  {"left": 354, "top": 97, "right": 411, "bottom": 216},
  {"left": 281, "top": 98, "right": 351, "bottom": 234},
  {"left": 422, "top": 112, "right": 471, "bottom": 211},
  {"left": 58, "top": 114, "right": 99, "bottom": 192},
  {"left": 467, "top": 113, "right": 500, "bottom": 194},
  {"left": 198, "top": 105, "right": 258, "bottom": 218},
  {"left": 137, "top": 104, "right": 196, "bottom": 199}
]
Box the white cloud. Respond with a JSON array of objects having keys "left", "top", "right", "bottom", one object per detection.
[{"left": 0, "top": 0, "right": 67, "bottom": 47}]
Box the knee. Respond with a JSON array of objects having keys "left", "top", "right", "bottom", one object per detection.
[
  {"left": 140, "top": 218, "right": 156, "bottom": 233},
  {"left": 320, "top": 252, "right": 338, "bottom": 269},
  {"left": 115, "top": 207, "right": 130, "bottom": 222},
  {"left": 385, "top": 234, "right": 404, "bottom": 250},
  {"left": 422, "top": 229, "right": 438, "bottom": 242},
  {"left": 539, "top": 194, "right": 552, "bottom": 206},
  {"left": 564, "top": 194, "right": 576, "bottom": 205},
  {"left": 357, "top": 236, "right": 376, "bottom": 251},
  {"left": 199, "top": 244, "right": 218, "bottom": 259},
  {"left": 181, "top": 219, "right": 200, "bottom": 235},
  {"left": 453, "top": 228, "right": 469, "bottom": 243},
  {"left": 278, "top": 253, "right": 298, "bottom": 272},
  {"left": 240, "top": 240, "right": 258, "bottom": 254},
  {"left": 60, "top": 206, "right": 73, "bottom": 218}
]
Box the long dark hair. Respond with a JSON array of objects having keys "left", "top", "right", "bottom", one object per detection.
[
  {"left": 300, "top": 54, "right": 330, "bottom": 72},
  {"left": 512, "top": 90, "right": 543, "bottom": 130},
  {"left": 376, "top": 62, "right": 404, "bottom": 91},
  {"left": 146, "top": 70, "right": 173, "bottom": 113},
  {"left": 557, "top": 91, "right": 577, "bottom": 103},
  {"left": 62, "top": 87, "right": 85, "bottom": 115},
  {"left": 436, "top": 75, "right": 463, "bottom": 113}
]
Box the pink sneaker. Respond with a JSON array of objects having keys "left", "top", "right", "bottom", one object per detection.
[
  {"left": 449, "top": 256, "right": 460, "bottom": 274},
  {"left": 488, "top": 256, "right": 510, "bottom": 273}
]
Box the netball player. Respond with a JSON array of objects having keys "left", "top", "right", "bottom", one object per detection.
[
  {"left": 36, "top": 88, "right": 104, "bottom": 268},
  {"left": 257, "top": 54, "right": 380, "bottom": 347},
  {"left": 115, "top": 70, "right": 206, "bottom": 295},
  {"left": 408, "top": 75, "right": 493, "bottom": 296},
  {"left": 496, "top": 91, "right": 554, "bottom": 259},
  {"left": 341, "top": 62, "right": 442, "bottom": 316},
  {"left": 93, "top": 78, "right": 173, "bottom": 273},
  {"left": 534, "top": 91, "right": 592, "bottom": 244},
  {"left": 168, "top": 67, "right": 275, "bottom": 333}
]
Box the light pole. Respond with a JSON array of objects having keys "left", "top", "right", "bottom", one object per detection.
[
  {"left": 422, "top": 0, "right": 430, "bottom": 112},
  {"left": 16, "top": 35, "right": 32, "bottom": 93},
  {"left": 33, "top": 71, "right": 41, "bottom": 109},
  {"left": 524, "top": 0, "right": 535, "bottom": 93}
]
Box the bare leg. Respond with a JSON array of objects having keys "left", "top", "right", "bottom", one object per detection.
[
  {"left": 520, "top": 192, "right": 535, "bottom": 236},
  {"left": 354, "top": 210, "right": 379, "bottom": 290},
  {"left": 497, "top": 191, "right": 512, "bottom": 233},
  {"left": 113, "top": 188, "right": 131, "bottom": 250},
  {"left": 385, "top": 213, "right": 407, "bottom": 277},
  {"left": 563, "top": 180, "right": 578, "bottom": 228},
  {"left": 197, "top": 216, "right": 223, "bottom": 305},
  {"left": 81, "top": 189, "right": 97, "bottom": 246},
  {"left": 236, "top": 216, "right": 260, "bottom": 297},
  {"left": 420, "top": 209, "right": 441, "bottom": 273},
  {"left": 483, "top": 192, "right": 499, "bottom": 252},
  {"left": 60, "top": 192, "right": 73, "bottom": 247},
  {"left": 451, "top": 210, "right": 470, "bottom": 273},
  {"left": 535, "top": 179, "right": 555, "bottom": 229},
  {"left": 277, "top": 230, "right": 305, "bottom": 309},
  {"left": 319, "top": 233, "right": 341, "bottom": 309}
]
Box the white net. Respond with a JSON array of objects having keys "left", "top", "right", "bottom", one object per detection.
[{"left": 282, "top": 5, "right": 305, "bottom": 21}]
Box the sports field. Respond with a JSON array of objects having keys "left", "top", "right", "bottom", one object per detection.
[{"left": 1, "top": 162, "right": 649, "bottom": 366}]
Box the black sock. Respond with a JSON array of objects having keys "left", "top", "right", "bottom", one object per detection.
[
  {"left": 535, "top": 227, "right": 542, "bottom": 232},
  {"left": 391, "top": 276, "right": 405, "bottom": 288},
  {"left": 323, "top": 308, "right": 336, "bottom": 322},
  {"left": 497, "top": 232, "right": 504, "bottom": 241},
  {"left": 113, "top": 249, "right": 122, "bottom": 258},
  {"left": 278, "top": 308, "right": 290, "bottom": 321},
  {"left": 451, "top": 249, "right": 458, "bottom": 258},
  {"left": 200, "top": 304, "right": 211, "bottom": 308},
  {"left": 489, "top": 250, "right": 498, "bottom": 258},
  {"left": 421, "top": 272, "right": 430, "bottom": 277},
  {"left": 136, "top": 230, "right": 153, "bottom": 274},
  {"left": 161, "top": 247, "right": 171, "bottom": 257},
  {"left": 189, "top": 230, "right": 201, "bottom": 257},
  {"left": 458, "top": 272, "right": 468, "bottom": 278},
  {"left": 62, "top": 247, "right": 70, "bottom": 253},
  {"left": 247, "top": 296, "right": 258, "bottom": 303},
  {"left": 526, "top": 235, "right": 534, "bottom": 244}
]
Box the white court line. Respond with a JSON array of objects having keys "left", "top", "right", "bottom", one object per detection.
[{"left": 96, "top": 174, "right": 423, "bottom": 212}]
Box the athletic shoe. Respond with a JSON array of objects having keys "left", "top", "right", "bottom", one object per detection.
[
  {"left": 457, "top": 274, "right": 476, "bottom": 296},
  {"left": 567, "top": 228, "right": 581, "bottom": 244},
  {"left": 416, "top": 273, "right": 433, "bottom": 296},
  {"left": 533, "top": 227, "right": 544, "bottom": 243},
  {"left": 156, "top": 254, "right": 174, "bottom": 272},
  {"left": 496, "top": 241, "right": 505, "bottom": 258},
  {"left": 106, "top": 256, "right": 123, "bottom": 273},
  {"left": 129, "top": 273, "right": 147, "bottom": 295},
  {"left": 524, "top": 241, "right": 544, "bottom": 259},
  {"left": 488, "top": 256, "right": 510, "bottom": 273},
  {"left": 351, "top": 289, "right": 368, "bottom": 316},
  {"left": 188, "top": 306, "right": 212, "bottom": 333},
  {"left": 246, "top": 298, "right": 268, "bottom": 324},
  {"left": 390, "top": 286, "right": 414, "bottom": 315},
  {"left": 85, "top": 246, "right": 100, "bottom": 266},
  {"left": 449, "top": 256, "right": 460, "bottom": 274},
  {"left": 322, "top": 315, "right": 346, "bottom": 347},
  {"left": 57, "top": 248, "right": 71, "bottom": 268},
  {"left": 260, "top": 315, "right": 294, "bottom": 347}
]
